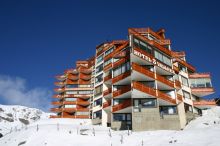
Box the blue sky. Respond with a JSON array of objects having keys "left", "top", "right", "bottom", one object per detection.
[{"left": 0, "top": 0, "right": 219, "bottom": 111}]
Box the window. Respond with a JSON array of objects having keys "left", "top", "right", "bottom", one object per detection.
[
  {"left": 104, "top": 58, "right": 112, "bottom": 66},
  {"left": 179, "top": 65, "right": 187, "bottom": 72},
  {"left": 96, "top": 55, "right": 103, "bottom": 64},
  {"left": 113, "top": 113, "right": 131, "bottom": 121},
  {"left": 94, "top": 98, "right": 102, "bottom": 107},
  {"left": 66, "top": 84, "right": 78, "bottom": 88},
  {"left": 183, "top": 91, "right": 191, "bottom": 99},
  {"left": 93, "top": 110, "right": 102, "bottom": 119},
  {"left": 96, "top": 64, "right": 103, "bottom": 74},
  {"left": 184, "top": 103, "right": 193, "bottom": 112},
  {"left": 64, "top": 98, "right": 76, "bottom": 101},
  {"left": 64, "top": 105, "right": 76, "bottom": 108},
  {"left": 181, "top": 76, "right": 189, "bottom": 87},
  {"left": 113, "top": 62, "right": 130, "bottom": 77},
  {"left": 105, "top": 47, "right": 114, "bottom": 56},
  {"left": 133, "top": 98, "right": 157, "bottom": 112},
  {"left": 154, "top": 50, "right": 172, "bottom": 67},
  {"left": 133, "top": 38, "right": 152, "bottom": 54},
  {"left": 95, "top": 73, "right": 103, "bottom": 84},
  {"left": 160, "top": 106, "right": 177, "bottom": 115},
  {"left": 190, "top": 78, "right": 212, "bottom": 88},
  {"left": 95, "top": 85, "right": 103, "bottom": 96}
]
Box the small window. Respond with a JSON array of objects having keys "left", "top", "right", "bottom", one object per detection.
[{"left": 181, "top": 76, "right": 189, "bottom": 87}]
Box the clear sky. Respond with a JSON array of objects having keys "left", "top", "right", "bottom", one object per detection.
[{"left": 0, "top": 0, "right": 219, "bottom": 111}]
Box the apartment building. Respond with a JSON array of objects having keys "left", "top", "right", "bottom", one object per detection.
[
  {"left": 51, "top": 27, "right": 216, "bottom": 131},
  {"left": 50, "top": 57, "right": 95, "bottom": 118}
]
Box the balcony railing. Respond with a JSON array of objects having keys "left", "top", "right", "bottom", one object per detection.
[
  {"left": 79, "top": 68, "right": 92, "bottom": 74},
  {"left": 103, "top": 100, "right": 111, "bottom": 108},
  {"left": 133, "top": 81, "right": 157, "bottom": 97},
  {"left": 177, "top": 94, "right": 183, "bottom": 102},
  {"left": 104, "top": 74, "right": 112, "bottom": 82},
  {"left": 54, "top": 88, "right": 65, "bottom": 93},
  {"left": 103, "top": 88, "right": 112, "bottom": 96},
  {"left": 174, "top": 58, "right": 196, "bottom": 72},
  {"left": 113, "top": 85, "right": 131, "bottom": 98},
  {"left": 51, "top": 101, "right": 62, "bottom": 106},
  {"left": 67, "top": 74, "right": 79, "bottom": 80},
  {"left": 55, "top": 75, "right": 66, "bottom": 80},
  {"left": 63, "top": 101, "right": 76, "bottom": 105},
  {"left": 103, "top": 63, "right": 112, "bottom": 72},
  {"left": 50, "top": 115, "right": 61, "bottom": 118},
  {"left": 193, "top": 100, "right": 216, "bottom": 106},
  {"left": 156, "top": 74, "right": 174, "bottom": 88},
  {"left": 189, "top": 73, "right": 211, "bottom": 78},
  {"left": 54, "top": 82, "right": 65, "bottom": 87},
  {"left": 157, "top": 90, "right": 176, "bottom": 104},
  {"left": 175, "top": 80, "right": 181, "bottom": 89},
  {"left": 112, "top": 71, "right": 131, "bottom": 84},
  {"left": 79, "top": 74, "right": 91, "bottom": 80},
  {"left": 63, "top": 108, "right": 89, "bottom": 112},
  {"left": 113, "top": 56, "right": 130, "bottom": 68},
  {"left": 50, "top": 108, "right": 62, "bottom": 112},
  {"left": 112, "top": 99, "right": 131, "bottom": 112},
  {"left": 132, "top": 62, "right": 155, "bottom": 79}
]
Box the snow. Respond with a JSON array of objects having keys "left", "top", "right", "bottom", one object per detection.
[{"left": 0, "top": 105, "right": 220, "bottom": 146}]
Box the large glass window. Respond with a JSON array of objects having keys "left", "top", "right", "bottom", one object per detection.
[
  {"left": 96, "top": 55, "right": 103, "bottom": 64},
  {"left": 190, "top": 78, "right": 212, "bottom": 88},
  {"left": 133, "top": 38, "right": 152, "bottom": 54},
  {"left": 181, "top": 76, "right": 189, "bottom": 87},
  {"left": 133, "top": 98, "right": 157, "bottom": 112},
  {"left": 154, "top": 50, "right": 172, "bottom": 67},
  {"left": 159, "top": 106, "right": 177, "bottom": 115},
  {"left": 96, "top": 64, "right": 103, "bottom": 74},
  {"left": 113, "top": 62, "right": 130, "bottom": 77},
  {"left": 95, "top": 73, "right": 103, "bottom": 84}
]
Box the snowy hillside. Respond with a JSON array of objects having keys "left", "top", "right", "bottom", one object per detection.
[
  {"left": 0, "top": 106, "right": 220, "bottom": 146},
  {"left": 0, "top": 105, "right": 49, "bottom": 135}
]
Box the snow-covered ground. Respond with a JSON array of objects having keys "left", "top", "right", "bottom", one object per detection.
[
  {"left": 0, "top": 106, "right": 220, "bottom": 146},
  {"left": 0, "top": 104, "right": 49, "bottom": 135}
]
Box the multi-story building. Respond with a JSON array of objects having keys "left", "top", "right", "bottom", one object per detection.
[
  {"left": 50, "top": 57, "right": 95, "bottom": 118},
  {"left": 51, "top": 27, "right": 216, "bottom": 131}
]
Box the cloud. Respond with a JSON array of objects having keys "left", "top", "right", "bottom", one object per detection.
[{"left": 0, "top": 75, "right": 52, "bottom": 111}]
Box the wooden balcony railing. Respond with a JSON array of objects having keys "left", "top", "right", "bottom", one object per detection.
[
  {"left": 175, "top": 80, "right": 181, "bottom": 89},
  {"left": 156, "top": 74, "right": 174, "bottom": 88},
  {"left": 54, "top": 88, "right": 65, "bottom": 93},
  {"left": 63, "top": 101, "right": 76, "bottom": 105},
  {"left": 193, "top": 100, "right": 216, "bottom": 106},
  {"left": 189, "top": 73, "right": 211, "bottom": 78},
  {"left": 132, "top": 62, "right": 155, "bottom": 79},
  {"left": 67, "top": 74, "right": 79, "bottom": 80},
  {"left": 103, "top": 63, "right": 112, "bottom": 72},
  {"left": 113, "top": 56, "right": 130, "bottom": 68},
  {"left": 112, "top": 71, "right": 131, "bottom": 84},
  {"left": 51, "top": 101, "right": 62, "bottom": 106},
  {"left": 157, "top": 90, "right": 176, "bottom": 104},
  {"left": 75, "top": 115, "right": 90, "bottom": 119},
  {"left": 112, "top": 99, "right": 131, "bottom": 112},
  {"left": 50, "top": 115, "right": 61, "bottom": 118},
  {"left": 79, "top": 74, "right": 91, "bottom": 80},
  {"left": 103, "top": 100, "right": 111, "bottom": 108},
  {"left": 113, "top": 86, "right": 131, "bottom": 98},
  {"left": 66, "top": 79, "right": 78, "bottom": 84},
  {"left": 104, "top": 74, "right": 112, "bottom": 82},
  {"left": 79, "top": 68, "right": 92, "bottom": 74},
  {"left": 50, "top": 108, "right": 62, "bottom": 112},
  {"left": 174, "top": 58, "right": 196, "bottom": 72},
  {"left": 133, "top": 81, "right": 157, "bottom": 97},
  {"left": 54, "top": 82, "right": 65, "bottom": 87},
  {"left": 103, "top": 88, "right": 112, "bottom": 96},
  {"left": 177, "top": 94, "right": 183, "bottom": 102}
]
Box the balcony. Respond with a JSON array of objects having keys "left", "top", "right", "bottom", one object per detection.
[
  {"left": 175, "top": 80, "right": 181, "bottom": 89},
  {"left": 54, "top": 88, "right": 65, "bottom": 93},
  {"left": 113, "top": 56, "right": 130, "bottom": 68},
  {"left": 103, "top": 88, "right": 112, "bottom": 99},
  {"left": 173, "top": 58, "right": 196, "bottom": 72},
  {"left": 51, "top": 101, "right": 62, "bottom": 106},
  {"left": 156, "top": 74, "right": 174, "bottom": 90},
  {"left": 55, "top": 75, "right": 66, "bottom": 81},
  {"left": 104, "top": 74, "right": 112, "bottom": 84},
  {"left": 132, "top": 81, "right": 157, "bottom": 97},
  {"left": 177, "top": 94, "right": 183, "bottom": 102},
  {"left": 79, "top": 68, "right": 92, "bottom": 74},
  {"left": 79, "top": 79, "right": 91, "bottom": 85},
  {"left": 191, "top": 87, "right": 214, "bottom": 97},
  {"left": 63, "top": 101, "right": 76, "bottom": 105},
  {"left": 193, "top": 100, "right": 216, "bottom": 109},
  {"left": 77, "top": 99, "right": 90, "bottom": 106},
  {"left": 103, "top": 99, "right": 111, "bottom": 109},
  {"left": 112, "top": 71, "right": 131, "bottom": 85},
  {"left": 75, "top": 115, "right": 90, "bottom": 119},
  {"left": 66, "top": 79, "right": 78, "bottom": 84},
  {"left": 103, "top": 63, "right": 112, "bottom": 72},
  {"left": 112, "top": 99, "right": 132, "bottom": 113},
  {"left": 79, "top": 74, "right": 91, "bottom": 80},
  {"left": 54, "top": 81, "right": 65, "bottom": 87},
  {"left": 128, "top": 28, "right": 172, "bottom": 56},
  {"left": 50, "top": 108, "right": 62, "bottom": 113},
  {"left": 50, "top": 115, "right": 61, "bottom": 118},
  {"left": 67, "top": 74, "right": 79, "bottom": 80},
  {"left": 113, "top": 86, "right": 131, "bottom": 99},
  {"left": 157, "top": 90, "right": 176, "bottom": 105},
  {"left": 131, "top": 62, "right": 155, "bottom": 81},
  {"left": 63, "top": 108, "right": 89, "bottom": 112}
]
